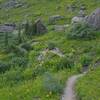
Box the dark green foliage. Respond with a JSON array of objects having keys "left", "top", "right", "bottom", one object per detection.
[
  {"left": 9, "top": 57, "right": 28, "bottom": 68},
  {"left": 18, "top": 24, "right": 22, "bottom": 44},
  {"left": 57, "top": 56, "right": 74, "bottom": 70},
  {"left": 67, "top": 23, "right": 96, "bottom": 39},
  {"left": 0, "top": 61, "right": 10, "bottom": 73},
  {"left": 80, "top": 55, "right": 92, "bottom": 67},
  {"left": 7, "top": 44, "right": 27, "bottom": 56},
  {"left": 48, "top": 42, "right": 56, "bottom": 50},
  {"left": 4, "top": 33, "right": 9, "bottom": 47},
  {"left": 32, "top": 65, "right": 46, "bottom": 79},
  {"left": 24, "top": 20, "right": 30, "bottom": 35},
  {"left": 43, "top": 72, "right": 63, "bottom": 93},
  {"left": 20, "top": 43, "right": 33, "bottom": 51}
]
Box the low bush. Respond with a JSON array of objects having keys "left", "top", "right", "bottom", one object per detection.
[
  {"left": 20, "top": 43, "right": 33, "bottom": 51},
  {"left": 9, "top": 57, "right": 28, "bottom": 68},
  {"left": 43, "top": 72, "right": 63, "bottom": 94},
  {"left": 48, "top": 42, "right": 56, "bottom": 50},
  {"left": 0, "top": 61, "right": 10, "bottom": 73},
  {"left": 57, "top": 56, "right": 74, "bottom": 71},
  {"left": 32, "top": 65, "right": 46, "bottom": 79},
  {"left": 80, "top": 55, "right": 93, "bottom": 67},
  {"left": 67, "top": 23, "right": 96, "bottom": 40}
]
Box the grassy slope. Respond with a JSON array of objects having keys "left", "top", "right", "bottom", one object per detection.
[
  {"left": 0, "top": 0, "right": 100, "bottom": 23},
  {"left": 76, "top": 67, "right": 100, "bottom": 100},
  {"left": 0, "top": 0, "right": 100, "bottom": 100}
]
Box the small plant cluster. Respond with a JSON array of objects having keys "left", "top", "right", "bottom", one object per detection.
[
  {"left": 67, "top": 22, "right": 96, "bottom": 40},
  {"left": 57, "top": 56, "right": 74, "bottom": 71},
  {"left": 43, "top": 72, "right": 63, "bottom": 94}
]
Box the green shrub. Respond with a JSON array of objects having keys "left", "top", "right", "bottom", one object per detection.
[
  {"left": 7, "top": 44, "right": 27, "bottom": 56},
  {"left": 3, "top": 69, "right": 24, "bottom": 83},
  {"left": 67, "top": 23, "right": 96, "bottom": 40},
  {"left": 43, "top": 72, "right": 63, "bottom": 94},
  {"left": 9, "top": 57, "right": 28, "bottom": 68},
  {"left": 32, "top": 65, "right": 46, "bottom": 79},
  {"left": 20, "top": 43, "right": 33, "bottom": 51},
  {"left": 0, "top": 61, "right": 10, "bottom": 73},
  {"left": 48, "top": 42, "right": 56, "bottom": 50},
  {"left": 57, "top": 56, "right": 74, "bottom": 70},
  {"left": 80, "top": 55, "right": 92, "bottom": 67}
]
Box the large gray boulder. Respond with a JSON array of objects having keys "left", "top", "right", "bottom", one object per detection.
[{"left": 85, "top": 8, "right": 100, "bottom": 29}]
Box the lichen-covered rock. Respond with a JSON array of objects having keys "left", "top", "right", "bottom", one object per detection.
[{"left": 85, "top": 8, "right": 100, "bottom": 29}]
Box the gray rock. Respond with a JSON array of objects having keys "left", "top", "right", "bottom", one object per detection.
[
  {"left": 1, "top": 0, "right": 26, "bottom": 9},
  {"left": 54, "top": 25, "right": 69, "bottom": 32},
  {"left": 0, "top": 24, "right": 16, "bottom": 33},
  {"left": 34, "top": 19, "right": 47, "bottom": 34},
  {"left": 71, "top": 16, "right": 85, "bottom": 24},
  {"left": 49, "top": 15, "right": 64, "bottom": 24},
  {"left": 85, "top": 8, "right": 100, "bottom": 29}
]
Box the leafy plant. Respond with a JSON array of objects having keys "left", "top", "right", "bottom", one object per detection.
[
  {"left": 67, "top": 23, "right": 96, "bottom": 39},
  {"left": 57, "top": 56, "right": 74, "bottom": 70},
  {"left": 0, "top": 61, "right": 10, "bottom": 73},
  {"left": 9, "top": 57, "right": 28, "bottom": 68},
  {"left": 43, "top": 72, "right": 63, "bottom": 94},
  {"left": 48, "top": 42, "right": 56, "bottom": 50}
]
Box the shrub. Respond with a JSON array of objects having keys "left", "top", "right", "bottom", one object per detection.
[
  {"left": 32, "top": 65, "right": 46, "bottom": 79},
  {"left": 20, "top": 43, "right": 33, "bottom": 51},
  {"left": 80, "top": 55, "right": 92, "bottom": 67},
  {"left": 43, "top": 72, "right": 63, "bottom": 94},
  {"left": 48, "top": 42, "right": 56, "bottom": 50},
  {"left": 9, "top": 57, "right": 28, "bottom": 68},
  {"left": 57, "top": 56, "right": 74, "bottom": 71},
  {"left": 0, "top": 61, "right": 10, "bottom": 73},
  {"left": 67, "top": 23, "right": 96, "bottom": 40}
]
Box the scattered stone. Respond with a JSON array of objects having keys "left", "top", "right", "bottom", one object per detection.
[
  {"left": 85, "top": 8, "right": 100, "bottom": 29},
  {"left": 71, "top": 16, "right": 85, "bottom": 24},
  {"left": 71, "top": 9, "right": 86, "bottom": 24},
  {"left": 0, "top": 24, "right": 16, "bottom": 33},
  {"left": 66, "top": 5, "right": 77, "bottom": 12},
  {"left": 0, "top": 0, "right": 27, "bottom": 9},
  {"left": 54, "top": 24, "right": 69, "bottom": 32},
  {"left": 49, "top": 15, "right": 64, "bottom": 24},
  {"left": 34, "top": 19, "right": 47, "bottom": 34},
  {"left": 78, "top": 9, "right": 86, "bottom": 17}
]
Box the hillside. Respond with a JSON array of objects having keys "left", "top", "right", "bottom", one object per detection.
[{"left": 0, "top": 0, "right": 100, "bottom": 100}]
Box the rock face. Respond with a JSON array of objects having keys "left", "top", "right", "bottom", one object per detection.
[
  {"left": 34, "top": 19, "right": 47, "bottom": 34},
  {"left": 85, "top": 8, "right": 100, "bottom": 29}
]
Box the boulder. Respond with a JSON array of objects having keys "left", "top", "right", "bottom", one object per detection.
[
  {"left": 0, "top": 24, "right": 16, "bottom": 33},
  {"left": 49, "top": 15, "right": 64, "bottom": 24},
  {"left": 34, "top": 19, "right": 47, "bottom": 34},
  {"left": 72, "top": 16, "right": 85, "bottom": 24},
  {"left": 85, "top": 8, "right": 100, "bottom": 29}
]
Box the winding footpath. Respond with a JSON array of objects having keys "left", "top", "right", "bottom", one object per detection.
[{"left": 61, "top": 72, "right": 86, "bottom": 100}]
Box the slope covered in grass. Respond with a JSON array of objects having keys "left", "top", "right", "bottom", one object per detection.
[
  {"left": 0, "top": 0, "right": 100, "bottom": 100},
  {"left": 0, "top": 0, "right": 100, "bottom": 23},
  {"left": 76, "top": 67, "right": 100, "bottom": 100}
]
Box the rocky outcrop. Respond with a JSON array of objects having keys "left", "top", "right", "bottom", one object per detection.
[{"left": 85, "top": 8, "right": 100, "bottom": 29}]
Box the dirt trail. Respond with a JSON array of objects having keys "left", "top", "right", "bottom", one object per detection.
[{"left": 61, "top": 73, "right": 86, "bottom": 100}]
